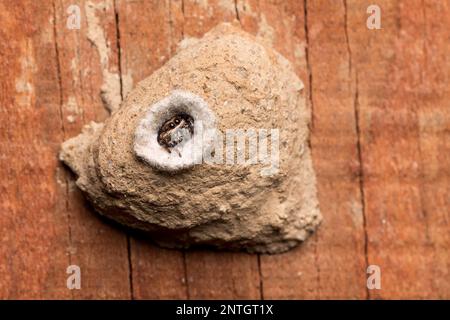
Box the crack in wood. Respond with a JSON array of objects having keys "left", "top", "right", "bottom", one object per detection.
[
  {"left": 257, "top": 254, "right": 264, "bottom": 300},
  {"left": 114, "top": 0, "right": 124, "bottom": 102},
  {"left": 113, "top": 0, "right": 133, "bottom": 300},
  {"left": 303, "top": 0, "right": 321, "bottom": 298},
  {"left": 343, "top": 0, "right": 369, "bottom": 299},
  {"left": 52, "top": 0, "right": 74, "bottom": 300},
  {"left": 182, "top": 250, "right": 190, "bottom": 299},
  {"left": 234, "top": 0, "right": 242, "bottom": 26},
  {"left": 303, "top": 0, "right": 314, "bottom": 129}
]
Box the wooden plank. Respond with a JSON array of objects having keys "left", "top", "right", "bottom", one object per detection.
[
  {"left": 303, "top": 0, "right": 368, "bottom": 299},
  {"left": 185, "top": 251, "right": 260, "bottom": 299},
  {"left": 0, "top": 0, "right": 448, "bottom": 299},
  {"left": 115, "top": 0, "right": 188, "bottom": 299},
  {"left": 0, "top": 0, "right": 71, "bottom": 299},
  {"left": 240, "top": 0, "right": 368, "bottom": 299},
  {"left": 129, "top": 236, "right": 188, "bottom": 299},
  {"left": 417, "top": 0, "right": 450, "bottom": 298},
  {"left": 346, "top": 0, "right": 449, "bottom": 298},
  {"left": 53, "top": 0, "right": 131, "bottom": 299},
  {"left": 182, "top": 0, "right": 237, "bottom": 37}
]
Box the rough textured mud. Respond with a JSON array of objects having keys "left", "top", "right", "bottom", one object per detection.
[{"left": 59, "top": 23, "right": 321, "bottom": 253}]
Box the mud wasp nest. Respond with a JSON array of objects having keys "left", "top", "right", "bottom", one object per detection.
[{"left": 59, "top": 23, "right": 321, "bottom": 253}]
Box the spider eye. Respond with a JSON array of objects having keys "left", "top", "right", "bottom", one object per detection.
[
  {"left": 170, "top": 123, "right": 175, "bottom": 128},
  {"left": 175, "top": 118, "right": 180, "bottom": 124}
]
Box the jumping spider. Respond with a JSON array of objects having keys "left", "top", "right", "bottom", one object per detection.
[{"left": 157, "top": 113, "right": 194, "bottom": 156}]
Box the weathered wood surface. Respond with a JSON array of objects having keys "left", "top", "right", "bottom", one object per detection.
[{"left": 0, "top": 0, "right": 448, "bottom": 299}]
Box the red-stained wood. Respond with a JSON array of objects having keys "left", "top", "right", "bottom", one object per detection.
[
  {"left": 185, "top": 251, "right": 261, "bottom": 299},
  {"left": 0, "top": 0, "right": 72, "bottom": 299},
  {"left": 0, "top": 0, "right": 448, "bottom": 299},
  {"left": 347, "top": 0, "right": 450, "bottom": 298},
  {"left": 53, "top": 0, "right": 131, "bottom": 299},
  {"left": 129, "top": 236, "right": 188, "bottom": 299},
  {"left": 417, "top": 0, "right": 450, "bottom": 298},
  {"left": 236, "top": 0, "right": 368, "bottom": 299},
  {"left": 303, "top": 0, "right": 368, "bottom": 299}
]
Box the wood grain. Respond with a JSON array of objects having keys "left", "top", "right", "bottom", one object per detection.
[
  {"left": 0, "top": 0, "right": 71, "bottom": 299},
  {"left": 53, "top": 0, "right": 131, "bottom": 299},
  {"left": 347, "top": 0, "right": 450, "bottom": 298},
  {"left": 0, "top": 0, "right": 448, "bottom": 299}
]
